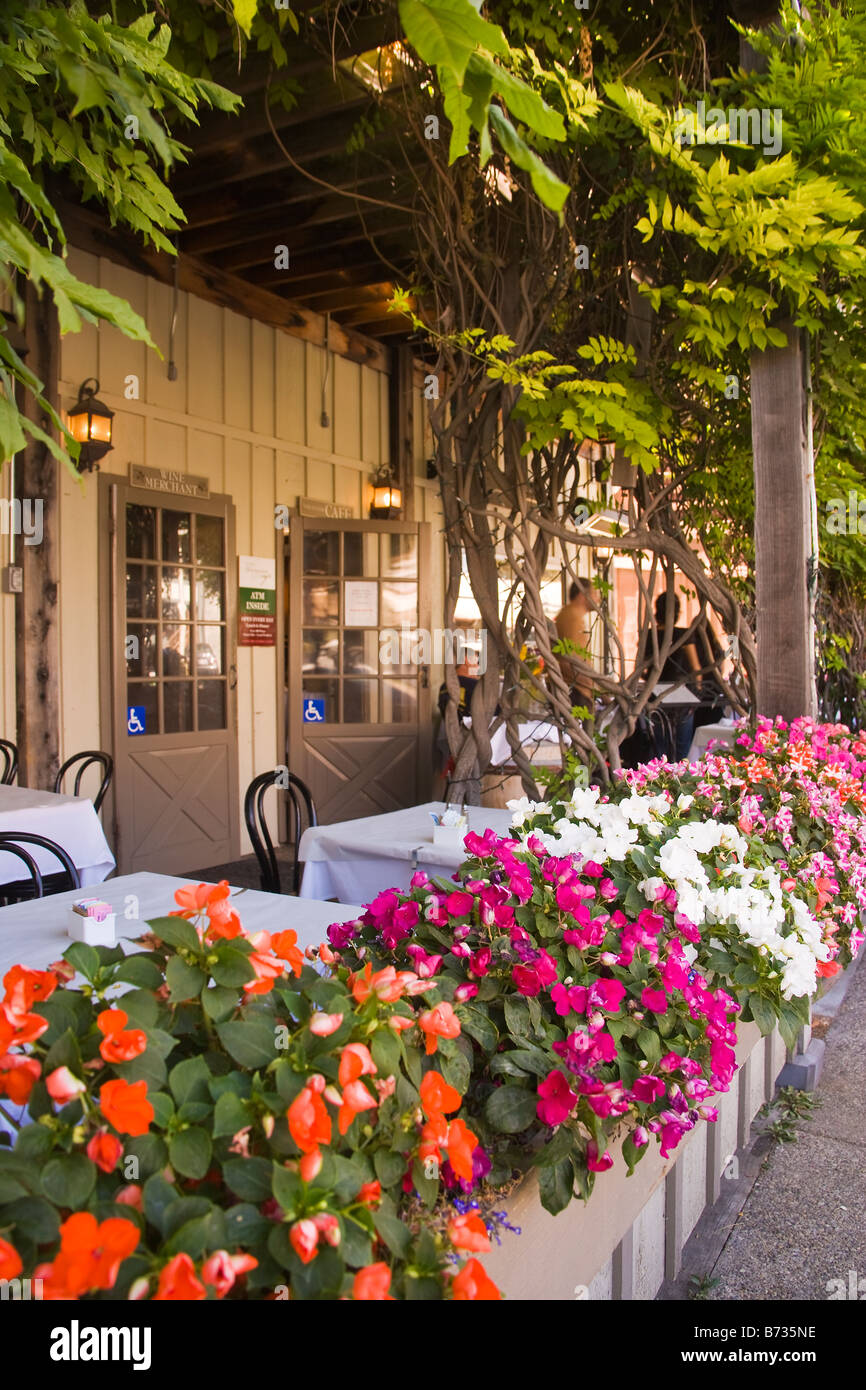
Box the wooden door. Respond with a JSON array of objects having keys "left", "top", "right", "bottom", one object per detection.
[
  {"left": 106, "top": 482, "right": 240, "bottom": 873},
  {"left": 288, "top": 517, "right": 432, "bottom": 822}
]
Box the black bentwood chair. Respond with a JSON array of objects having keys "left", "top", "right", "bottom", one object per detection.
[
  {"left": 244, "top": 770, "right": 317, "bottom": 895},
  {"left": 0, "top": 832, "right": 81, "bottom": 905},
  {"left": 54, "top": 751, "right": 113, "bottom": 814},
  {"left": 0, "top": 739, "right": 18, "bottom": 785}
]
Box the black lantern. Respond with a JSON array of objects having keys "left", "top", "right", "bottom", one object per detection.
[
  {"left": 369, "top": 469, "right": 403, "bottom": 519},
  {"left": 67, "top": 378, "right": 114, "bottom": 471}
]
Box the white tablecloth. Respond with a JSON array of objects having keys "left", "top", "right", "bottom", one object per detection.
[
  {"left": 0, "top": 872, "right": 362, "bottom": 978},
  {"left": 686, "top": 721, "right": 739, "bottom": 762},
  {"left": 485, "top": 721, "right": 565, "bottom": 769},
  {"left": 299, "top": 801, "right": 514, "bottom": 904},
  {"left": 0, "top": 786, "right": 115, "bottom": 888}
]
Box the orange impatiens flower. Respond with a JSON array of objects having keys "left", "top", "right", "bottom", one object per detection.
[
  {"left": 270, "top": 929, "right": 304, "bottom": 978},
  {"left": 173, "top": 880, "right": 242, "bottom": 941},
  {"left": 45, "top": 1066, "right": 87, "bottom": 1105},
  {"left": 445, "top": 1117, "right": 478, "bottom": 1182},
  {"left": 447, "top": 1212, "right": 491, "bottom": 1253},
  {"left": 418, "top": 1001, "right": 461, "bottom": 1055},
  {"left": 0, "top": 1052, "right": 41, "bottom": 1105},
  {"left": 0, "top": 1001, "right": 49, "bottom": 1052},
  {"left": 288, "top": 1079, "right": 332, "bottom": 1156},
  {"left": 39, "top": 1213, "right": 140, "bottom": 1298},
  {"left": 451, "top": 1257, "right": 501, "bottom": 1301},
  {"left": 357, "top": 1180, "right": 382, "bottom": 1209},
  {"left": 243, "top": 931, "right": 286, "bottom": 996},
  {"left": 338, "top": 1042, "right": 377, "bottom": 1089},
  {"left": 350, "top": 963, "right": 421, "bottom": 1005},
  {"left": 0, "top": 1236, "right": 22, "bottom": 1282},
  {"left": 419, "top": 1069, "right": 461, "bottom": 1119},
  {"left": 96, "top": 1007, "right": 147, "bottom": 1063},
  {"left": 99, "top": 1078, "right": 154, "bottom": 1137},
  {"left": 201, "top": 1250, "right": 258, "bottom": 1297},
  {"left": 3, "top": 963, "right": 58, "bottom": 1011},
  {"left": 353, "top": 1262, "right": 394, "bottom": 1300},
  {"left": 337, "top": 1079, "right": 378, "bottom": 1136},
  {"left": 153, "top": 1252, "right": 207, "bottom": 1301},
  {"left": 86, "top": 1129, "right": 124, "bottom": 1174}
]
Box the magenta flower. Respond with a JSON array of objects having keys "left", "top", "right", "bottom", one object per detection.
[
  {"left": 632, "top": 1125, "right": 649, "bottom": 1147},
  {"left": 454, "top": 982, "right": 479, "bottom": 1003},
  {"left": 550, "top": 983, "right": 588, "bottom": 1017},
  {"left": 512, "top": 963, "right": 543, "bottom": 996},
  {"left": 469, "top": 946, "right": 492, "bottom": 977},
  {"left": 537, "top": 1070, "right": 578, "bottom": 1126},
  {"left": 445, "top": 890, "right": 475, "bottom": 918},
  {"left": 641, "top": 987, "right": 668, "bottom": 1013},
  {"left": 631, "top": 1075, "right": 665, "bottom": 1104},
  {"left": 586, "top": 1140, "right": 614, "bottom": 1173},
  {"left": 589, "top": 978, "right": 626, "bottom": 1013}
]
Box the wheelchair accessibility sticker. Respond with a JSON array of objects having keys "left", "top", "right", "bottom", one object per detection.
[
  {"left": 302, "top": 698, "right": 325, "bottom": 723},
  {"left": 127, "top": 706, "right": 146, "bottom": 735}
]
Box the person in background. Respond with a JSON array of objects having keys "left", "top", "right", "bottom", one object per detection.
[
  {"left": 554, "top": 578, "right": 596, "bottom": 707},
  {"left": 650, "top": 592, "right": 700, "bottom": 760},
  {"left": 437, "top": 640, "right": 481, "bottom": 724}
]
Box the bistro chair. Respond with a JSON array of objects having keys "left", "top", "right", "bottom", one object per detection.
[
  {"left": 244, "top": 770, "right": 317, "bottom": 895},
  {"left": 54, "top": 751, "right": 113, "bottom": 813},
  {"left": 0, "top": 841, "right": 43, "bottom": 906},
  {"left": 0, "top": 831, "right": 81, "bottom": 904},
  {"left": 0, "top": 738, "right": 17, "bottom": 785}
]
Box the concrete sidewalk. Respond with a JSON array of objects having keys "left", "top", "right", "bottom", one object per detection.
[{"left": 704, "top": 954, "right": 866, "bottom": 1301}]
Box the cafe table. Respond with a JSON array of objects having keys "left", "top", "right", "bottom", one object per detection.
[
  {"left": 0, "top": 785, "right": 115, "bottom": 889},
  {"left": 0, "top": 871, "right": 363, "bottom": 978},
  {"left": 298, "top": 801, "right": 515, "bottom": 905}
]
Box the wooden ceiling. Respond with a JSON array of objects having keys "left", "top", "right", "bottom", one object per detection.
[{"left": 59, "top": 4, "right": 419, "bottom": 368}]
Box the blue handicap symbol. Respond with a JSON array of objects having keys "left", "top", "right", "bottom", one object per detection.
[
  {"left": 127, "top": 705, "right": 146, "bottom": 735},
  {"left": 302, "top": 697, "right": 325, "bottom": 723}
]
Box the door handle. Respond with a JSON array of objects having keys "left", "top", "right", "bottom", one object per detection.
[
  {"left": 229, "top": 664, "right": 238, "bottom": 690},
  {"left": 420, "top": 665, "right": 430, "bottom": 690}
]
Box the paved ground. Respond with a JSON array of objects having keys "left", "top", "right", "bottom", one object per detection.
[
  {"left": 705, "top": 954, "right": 866, "bottom": 1301},
  {"left": 181, "top": 847, "right": 298, "bottom": 894}
]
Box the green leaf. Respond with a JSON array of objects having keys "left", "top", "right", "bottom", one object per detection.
[
  {"left": 230, "top": 0, "right": 259, "bottom": 38},
  {"left": 124, "top": 1133, "right": 168, "bottom": 1179},
  {"left": 201, "top": 984, "right": 239, "bottom": 1023},
  {"left": 271, "top": 1162, "right": 301, "bottom": 1214},
  {"left": 223, "top": 1156, "right": 273, "bottom": 1201},
  {"left": 488, "top": 105, "right": 569, "bottom": 213},
  {"left": 0, "top": 1196, "right": 60, "bottom": 1245},
  {"left": 210, "top": 945, "right": 256, "bottom": 989},
  {"left": 370, "top": 1027, "right": 402, "bottom": 1076},
  {"left": 636, "top": 1028, "right": 662, "bottom": 1065},
  {"left": 43, "top": 1027, "right": 82, "bottom": 1076},
  {"left": 143, "top": 1174, "right": 178, "bottom": 1235},
  {"left": 166, "top": 955, "right": 206, "bottom": 1002},
  {"left": 212, "top": 1089, "right": 249, "bottom": 1138},
  {"left": 532, "top": 1124, "right": 576, "bottom": 1167},
  {"left": 373, "top": 1204, "right": 412, "bottom": 1258},
  {"left": 146, "top": 916, "right": 202, "bottom": 953},
  {"left": 62, "top": 941, "right": 100, "bottom": 982},
  {"left": 484, "top": 1083, "right": 538, "bottom": 1134},
  {"left": 113, "top": 955, "right": 163, "bottom": 990},
  {"left": 168, "top": 1127, "right": 212, "bottom": 1180},
  {"left": 537, "top": 1157, "right": 574, "bottom": 1215},
  {"left": 749, "top": 992, "right": 778, "bottom": 1037},
  {"left": 149, "top": 1091, "right": 175, "bottom": 1129},
  {"left": 503, "top": 995, "right": 532, "bottom": 1039},
  {"left": 164, "top": 1207, "right": 226, "bottom": 1259},
  {"left": 374, "top": 1148, "right": 407, "bottom": 1189},
  {"left": 169, "top": 1055, "right": 212, "bottom": 1108},
  {"left": 217, "top": 1017, "right": 279, "bottom": 1070}
]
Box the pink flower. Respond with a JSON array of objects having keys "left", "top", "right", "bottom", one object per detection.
[
  {"left": 309, "top": 1012, "right": 344, "bottom": 1037},
  {"left": 512, "top": 964, "right": 543, "bottom": 996},
  {"left": 537, "top": 1070, "right": 578, "bottom": 1126},
  {"left": 454, "top": 982, "right": 479, "bottom": 1002},
  {"left": 405, "top": 945, "right": 443, "bottom": 978},
  {"left": 550, "top": 983, "right": 587, "bottom": 1016},
  {"left": 632, "top": 1125, "right": 649, "bottom": 1147},
  {"left": 641, "top": 987, "right": 668, "bottom": 1013},
  {"left": 631, "top": 1075, "right": 665, "bottom": 1104},
  {"left": 445, "top": 891, "right": 475, "bottom": 918},
  {"left": 201, "top": 1250, "right": 258, "bottom": 1296},
  {"left": 45, "top": 1066, "right": 86, "bottom": 1105},
  {"left": 586, "top": 1140, "right": 614, "bottom": 1173},
  {"left": 469, "top": 946, "right": 492, "bottom": 977},
  {"left": 589, "top": 978, "right": 626, "bottom": 1013}
]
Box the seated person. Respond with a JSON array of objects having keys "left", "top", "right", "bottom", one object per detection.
[{"left": 648, "top": 592, "right": 700, "bottom": 760}]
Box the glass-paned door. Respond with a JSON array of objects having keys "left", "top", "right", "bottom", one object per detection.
[
  {"left": 109, "top": 482, "right": 240, "bottom": 875},
  {"left": 289, "top": 517, "right": 432, "bottom": 824}
]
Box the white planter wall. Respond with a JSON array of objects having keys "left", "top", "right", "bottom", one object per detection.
[{"left": 482, "top": 1021, "right": 789, "bottom": 1300}]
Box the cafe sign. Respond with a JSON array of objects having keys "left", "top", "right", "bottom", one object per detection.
[{"left": 238, "top": 555, "right": 276, "bottom": 647}]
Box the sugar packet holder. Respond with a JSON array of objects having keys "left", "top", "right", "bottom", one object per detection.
[{"left": 68, "top": 897, "right": 116, "bottom": 946}]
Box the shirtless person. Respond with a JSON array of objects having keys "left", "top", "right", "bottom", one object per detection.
[{"left": 554, "top": 579, "right": 595, "bottom": 706}]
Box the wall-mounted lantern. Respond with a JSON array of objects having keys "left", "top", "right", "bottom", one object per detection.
[
  {"left": 369, "top": 467, "right": 402, "bottom": 519},
  {"left": 67, "top": 378, "right": 114, "bottom": 472}
]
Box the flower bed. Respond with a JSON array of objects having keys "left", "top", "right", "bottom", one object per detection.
[{"left": 0, "top": 718, "right": 863, "bottom": 1300}]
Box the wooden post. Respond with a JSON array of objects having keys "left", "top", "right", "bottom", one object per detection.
[
  {"left": 15, "top": 280, "right": 61, "bottom": 788},
  {"left": 736, "top": 2, "right": 818, "bottom": 720},
  {"left": 389, "top": 343, "right": 415, "bottom": 522}
]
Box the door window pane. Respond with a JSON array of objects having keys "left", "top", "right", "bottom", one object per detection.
[
  {"left": 303, "top": 578, "right": 338, "bottom": 625},
  {"left": 197, "top": 681, "right": 226, "bottom": 730},
  {"left": 381, "top": 581, "right": 417, "bottom": 626},
  {"left": 126, "top": 565, "right": 157, "bottom": 619},
  {"left": 303, "top": 629, "right": 339, "bottom": 674},
  {"left": 196, "top": 625, "right": 224, "bottom": 676},
  {"left": 162, "top": 511, "right": 192, "bottom": 564},
  {"left": 195, "top": 570, "right": 224, "bottom": 621},
  {"left": 343, "top": 679, "right": 378, "bottom": 724},
  {"left": 195, "top": 514, "right": 224, "bottom": 567},
  {"left": 382, "top": 679, "right": 418, "bottom": 723},
  {"left": 164, "top": 681, "right": 193, "bottom": 734},
  {"left": 344, "top": 531, "right": 379, "bottom": 577},
  {"left": 162, "top": 625, "right": 192, "bottom": 677},
  {"left": 344, "top": 630, "right": 380, "bottom": 675},
  {"left": 161, "top": 567, "right": 191, "bottom": 620},
  {"left": 127, "top": 682, "right": 158, "bottom": 734},
  {"left": 126, "top": 505, "right": 156, "bottom": 560},
  {"left": 381, "top": 532, "right": 417, "bottom": 577},
  {"left": 379, "top": 626, "right": 418, "bottom": 675},
  {"left": 301, "top": 678, "right": 338, "bottom": 723},
  {"left": 126, "top": 625, "right": 158, "bottom": 678},
  {"left": 303, "top": 530, "right": 339, "bottom": 575}
]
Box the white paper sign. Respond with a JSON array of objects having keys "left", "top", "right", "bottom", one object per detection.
[
  {"left": 239, "top": 555, "right": 276, "bottom": 590},
  {"left": 344, "top": 580, "right": 378, "bottom": 627}
]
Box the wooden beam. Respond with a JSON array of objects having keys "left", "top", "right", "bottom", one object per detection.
[
  {"left": 15, "top": 278, "right": 61, "bottom": 789},
  {"left": 59, "top": 201, "right": 389, "bottom": 372},
  {"left": 389, "top": 342, "right": 415, "bottom": 519},
  {"left": 209, "top": 208, "right": 409, "bottom": 274},
  {"left": 181, "top": 172, "right": 392, "bottom": 254},
  {"left": 302, "top": 281, "right": 396, "bottom": 309}
]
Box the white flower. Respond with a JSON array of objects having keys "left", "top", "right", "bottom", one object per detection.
[{"left": 677, "top": 794, "right": 695, "bottom": 811}]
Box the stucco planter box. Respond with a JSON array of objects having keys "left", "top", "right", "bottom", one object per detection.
[{"left": 480, "top": 1020, "right": 788, "bottom": 1300}]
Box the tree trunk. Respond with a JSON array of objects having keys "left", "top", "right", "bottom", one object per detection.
[{"left": 15, "top": 280, "right": 61, "bottom": 788}]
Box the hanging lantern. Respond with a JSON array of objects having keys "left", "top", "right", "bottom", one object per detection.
[
  {"left": 67, "top": 378, "right": 114, "bottom": 471},
  {"left": 369, "top": 473, "right": 402, "bottom": 518}
]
